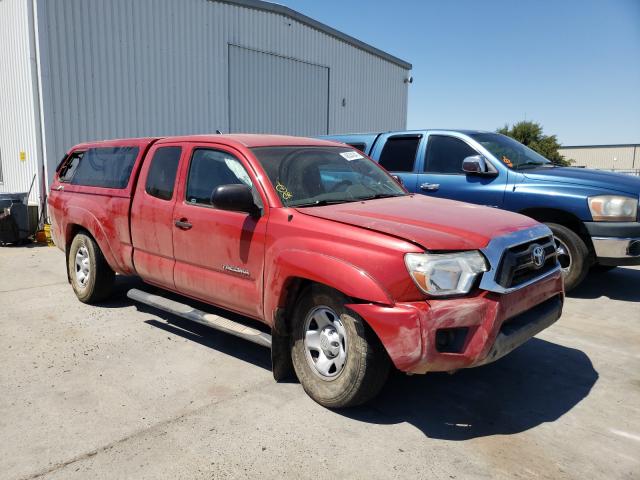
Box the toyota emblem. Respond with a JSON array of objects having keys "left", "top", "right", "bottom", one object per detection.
[{"left": 531, "top": 245, "right": 546, "bottom": 268}]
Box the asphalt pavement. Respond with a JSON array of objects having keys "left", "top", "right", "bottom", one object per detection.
[{"left": 1, "top": 246, "right": 638, "bottom": 479}]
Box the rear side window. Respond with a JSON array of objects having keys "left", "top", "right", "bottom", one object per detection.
[
  {"left": 186, "top": 149, "right": 253, "bottom": 206},
  {"left": 58, "top": 152, "right": 84, "bottom": 182},
  {"left": 425, "top": 135, "right": 478, "bottom": 174},
  {"left": 71, "top": 146, "right": 139, "bottom": 188},
  {"left": 378, "top": 136, "right": 420, "bottom": 172},
  {"left": 145, "top": 147, "right": 181, "bottom": 200}
]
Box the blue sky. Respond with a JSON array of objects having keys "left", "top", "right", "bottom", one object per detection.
[{"left": 280, "top": 0, "right": 640, "bottom": 146}]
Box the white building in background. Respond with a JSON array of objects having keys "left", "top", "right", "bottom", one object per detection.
[
  {"left": 0, "top": 0, "right": 412, "bottom": 212},
  {"left": 560, "top": 144, "right": 640, "bottom": 172}
]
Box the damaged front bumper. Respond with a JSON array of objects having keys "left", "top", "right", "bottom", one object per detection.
[{"left": 347, "top": 268, "right": 564, "bottom": 374}]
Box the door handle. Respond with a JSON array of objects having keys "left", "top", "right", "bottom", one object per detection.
[
  {"left": 420, "top": 183, "right": 440, "bottom": 192},
  {"left": 174, "top": 219, "right": 193, "bottom": 230},
  {"left": 55, "top": 185, "right": 64, "bottom": 191}
]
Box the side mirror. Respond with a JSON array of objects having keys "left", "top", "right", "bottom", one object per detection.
[
  {"left": 211, "top": 184, "right": 259, "bottom": 216},
  {"left": 462, "top": 155, "right": 494, "bottom": 175},
  {"left": 391, "top": 175, "right": 404, "bottom": 186}
]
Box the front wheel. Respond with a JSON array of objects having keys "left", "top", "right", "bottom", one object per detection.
[
  {"left": 291, "top": 285, "right": 390, "bottom": 408},
  {"left": 546, "top": 222, "right": 590, "bottom": 292}
]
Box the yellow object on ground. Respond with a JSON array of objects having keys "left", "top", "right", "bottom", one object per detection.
[{"left": 36, "top": 224, "right": 54, "bottom": 246}]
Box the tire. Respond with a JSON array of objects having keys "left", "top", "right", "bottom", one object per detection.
[
  {"left": 67, "top": 233, "right": 115, "bottom": 303},
  {"left": 290, "top": 285, "right": 390, "bottom": 408},
  {"left": 546, "top": 222, "right": 590, "bottom": 292}
]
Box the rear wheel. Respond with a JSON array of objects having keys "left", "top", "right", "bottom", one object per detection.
[
  {"left": 291, "top": 285, "right": 390, "bottom": 408},
  {"left": 546, "top": 222, "right": 590, "bottom": 292},
  {"left": 68, "top": 233, "right": 115, "bottom": 303}
]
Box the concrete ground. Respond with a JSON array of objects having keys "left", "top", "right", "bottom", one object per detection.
[{"left": 1, "top": 245, "right": 639, "bottom": 480}]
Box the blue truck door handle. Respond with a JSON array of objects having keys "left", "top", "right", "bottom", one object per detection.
[{"left": 420, "top": 183, "right": 440, "bottom": 192}]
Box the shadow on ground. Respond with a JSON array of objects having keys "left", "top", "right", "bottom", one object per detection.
[
  {"left": 143, "top": 315, "right": 272, "bottom": 372},
  {"left": 340, "top": 337, "right": 598, "bottom": 440},
  {"left": 569, "top": 266, "right": 640, "bottom": 302},
  {"left": 100, "top": 276, "right": 599, "bottom": 440},
  {"left": 101, "top": 276, "right": 273, "bottom": 371}
]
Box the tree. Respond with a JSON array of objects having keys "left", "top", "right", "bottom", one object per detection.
[{"left": 497, "top": 121, "right": 573, "bottom": 167}]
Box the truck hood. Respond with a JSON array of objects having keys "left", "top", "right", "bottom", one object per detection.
[
  {"left": 522, "top": 167, "right": 640, "bottom": 195},
  {"left": 296, "top": 195, "right": 539, "bottom": 251}
]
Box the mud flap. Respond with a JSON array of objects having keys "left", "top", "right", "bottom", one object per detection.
[{"left": 271, "top": 309, "right": 294, "bottom": 382}]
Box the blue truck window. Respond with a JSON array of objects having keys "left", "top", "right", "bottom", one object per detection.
[
  {"left": 425, "top": 135, "right": 478, "bottom": 174},
  {"left": 347, "top": 142, "right": 366, "bottom": 153},
  {"left": 379, "top": 136, "right": 420, "bottom": 172}
]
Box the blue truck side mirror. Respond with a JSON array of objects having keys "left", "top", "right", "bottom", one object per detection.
[{"left": 463, "top": 155, "right": 495, "bottom": 176}]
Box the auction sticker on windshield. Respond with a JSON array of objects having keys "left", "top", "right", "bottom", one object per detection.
[{"left": 340, "top": 151, "right": 364, "bottom": 161}]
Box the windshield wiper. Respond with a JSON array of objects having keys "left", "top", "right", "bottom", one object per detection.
[
  {"left": 514, "top": 161, "right": 549, "bottom": 170},
  {"left": 292, "top": 193, "right": 404, "bottom": 207},
  {"left": 292, "top": 199, "right": 354, "bottom": 208},
  {"left": 355, "top": 193, "right": 405, "bottom": 201}
]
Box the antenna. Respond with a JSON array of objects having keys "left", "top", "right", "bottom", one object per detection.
[{"left": 215, "top": 129, "right": 223, "bottom": 134}]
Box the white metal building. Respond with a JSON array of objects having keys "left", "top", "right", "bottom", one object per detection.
[
  {"left": 559, "top": 144, "right": 640, "bottom": 172},
  {"left": 0, "top": 0, "right": 412, "bottom": 211}
]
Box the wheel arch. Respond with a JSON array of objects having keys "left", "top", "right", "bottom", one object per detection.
[
  {"left": 64, "top": 216, "right": 121, "bottom": 274},
  {"left": 270, "top": 274, "right": 393, "bottom": 382},
  {"left": 518, "top": 207, "right": 594, "bottom": 252},
  {"left": 266, "top": 250, "right": 394, "bottom": 325}
]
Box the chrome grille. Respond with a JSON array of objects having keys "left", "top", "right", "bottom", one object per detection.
[{"left": 495, "top": 236, "right": 558, "bottom": 289}]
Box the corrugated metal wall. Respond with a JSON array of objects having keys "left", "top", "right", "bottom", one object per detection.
[
  {"left": 0, "top": 0, "right": 42, "bottom": 205},
  {"left": 560, "top": 145, "right": 639, "bottom": 170},
  {"left": 35, "top": 0, "right": 410, "bottom": 188},
  {"left": 229, "top": 45, "right": 329, "bottom": 135}
]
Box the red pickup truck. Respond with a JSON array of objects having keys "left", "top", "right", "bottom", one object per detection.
[{"left": 48, "top": 134, "right": 564, "bottom": 408}]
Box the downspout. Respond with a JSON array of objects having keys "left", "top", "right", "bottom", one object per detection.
[{"left": 27, "top": 0, "right": 48, "bottom": 222}]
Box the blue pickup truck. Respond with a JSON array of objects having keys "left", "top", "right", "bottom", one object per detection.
[{"left": 322, "top": 130, "right": 640, "bottom": 290}]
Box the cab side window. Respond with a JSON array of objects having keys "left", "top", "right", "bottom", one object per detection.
[
  {"left": 425, "top": 135, "right": 478, "bottom": 174},
  {"left": 58, "top": 152, "right": 84, "bottom": 182},
  {"left": 378, "top": 136, "right": 420, "bottom": 172},
  {"left": 186, "top": 149, "right": 253, "bottom": 206},
  {"left": 145, "top": 147, "right": 181, "bottom": 200}
]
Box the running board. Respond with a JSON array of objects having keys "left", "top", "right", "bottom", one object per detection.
[{"left": 127, "top": 289, "right": 272, "bottom": 348}]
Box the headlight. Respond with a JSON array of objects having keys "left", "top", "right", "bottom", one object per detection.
[
  {"left": 405, "top": 251, "right": 488, "bottom": 296},
  {"left": 588, "top": 195, "right": 638, "bottom": 222}
]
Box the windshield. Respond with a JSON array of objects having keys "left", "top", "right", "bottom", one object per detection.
[
  {"left": 251, "top": 146, "right": 406, "bottom": 207},
  {"left": 469, "top": 133, "right": 552, "bottom": 170}
]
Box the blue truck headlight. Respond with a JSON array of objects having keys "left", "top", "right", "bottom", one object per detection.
[
  {"left": 405, "top": 251, "right": 488, "bottom": 296},
  {"left": 588, "top": 195, "right": 638, "bottom": 222}
]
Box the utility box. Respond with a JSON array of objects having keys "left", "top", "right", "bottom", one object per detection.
[{"left": 0, "top": 193, "right": 38, "bottom": 245}]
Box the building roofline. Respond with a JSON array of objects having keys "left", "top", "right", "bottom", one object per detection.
[
  {"left": 560, "top": 144, "right": 640, "bottom": 149},
  {"left": 215, "top": 0, "right": 412, "bottom": 70}
]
